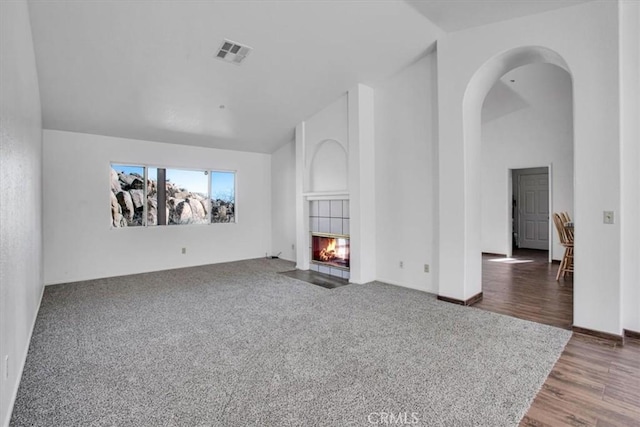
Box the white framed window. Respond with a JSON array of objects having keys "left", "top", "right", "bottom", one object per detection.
[
  {"left": 210, "top": 171, "right": 236, "bottom": 223},
  {"left": 110, "top": 164, "right": 146, "bottom": 227},
  {"left": 110, "top": 163, "right": 237, "bottom": 227}
]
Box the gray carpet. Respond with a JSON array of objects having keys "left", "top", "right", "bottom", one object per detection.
[{"left": 11, "top": 258, "right": 571, "bottom": 426}]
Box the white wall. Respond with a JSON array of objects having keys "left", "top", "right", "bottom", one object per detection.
[
  {"left": 271, "top": 141, "right": 296, "bottom": 262},
  {"left": 481, "top": 63, "right": 573, "bottom": 259},
  {"left": 43, "top": 130, "right": 272, "bottom": 285},
  {"left": 620, "top": 0, "right": 640, "bottom": 333},
  {"left": 374, "top": 53, "right": 439, "bottom": 292},
  {"left": 437, "top": 1, "right": 623, "bottom": 334},
  {"left": 0, "top": 1, "right": 44, "bottom": 424}
]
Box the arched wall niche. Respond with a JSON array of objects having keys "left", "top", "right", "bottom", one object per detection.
[{"left": 307, "top": 139, "right": 348, "bottom": 193}]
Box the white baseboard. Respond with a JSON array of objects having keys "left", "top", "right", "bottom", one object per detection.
[{"left": 2, "top": 284, "right": 44, "bottom": 427}]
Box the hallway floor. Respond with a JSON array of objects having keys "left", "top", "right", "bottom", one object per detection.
[{"left": 476, "top": 249, "right": 573, "bottom": 329}]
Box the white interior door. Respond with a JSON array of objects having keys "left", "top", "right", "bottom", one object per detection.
[{"left": 517, "top": 172, "right": 549, "bottom": 250}]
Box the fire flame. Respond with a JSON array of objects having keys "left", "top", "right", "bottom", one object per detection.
[{"left": 318, "top": 238, "right": 347, "bottom": 262}]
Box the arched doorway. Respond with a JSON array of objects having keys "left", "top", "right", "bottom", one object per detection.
[
  {"left": 476, "top": 60, "right": 574, "bottom": 328},
  {"left": 436, "top": 6, "right": 624, "bottom": 336},
  {"left": 438, "top": 46, "right": 574, "bottom": 310}
]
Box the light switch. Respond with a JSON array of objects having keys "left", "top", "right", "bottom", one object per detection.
[{"left": 603, "top": 211, "right": 614, "bottom": 224}]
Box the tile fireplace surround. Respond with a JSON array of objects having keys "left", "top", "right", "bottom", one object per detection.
[{"left": 309, "top": 199, "right": 350, "bottom": 279}]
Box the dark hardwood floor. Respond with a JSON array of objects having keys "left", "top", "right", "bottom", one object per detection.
[
  {"left": 474, "top": 249, "right": 640, "bottom": 426},
  {"left": 523, "top": 335, "right": 640, "bottom": 426},
  {"left": 476, "top": 249, "right": 573, "bottom": 329}
]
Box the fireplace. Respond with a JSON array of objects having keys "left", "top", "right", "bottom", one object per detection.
[{"left": 311, "top": 232, "right": 350, "bottom": 270}]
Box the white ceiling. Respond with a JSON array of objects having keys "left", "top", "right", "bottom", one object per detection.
[
  {"left": 27, "top": 0, "right": 591, "bottom": 153},
  {"left": 28, "top": 0, "right": 441, "bottom": 153},
  {"left": 407, "top": 0, "right": 593, "bottom": 32},
  {"left": 482, "top": 63, "right": 572, "bottom": 123}
]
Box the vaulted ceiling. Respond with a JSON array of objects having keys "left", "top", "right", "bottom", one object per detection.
[
  {"left": 27, "top": 0, "right": 592, "bottom": 153},
  {"left": 406, "top": 0, "right": 592, "bottom": 32}
]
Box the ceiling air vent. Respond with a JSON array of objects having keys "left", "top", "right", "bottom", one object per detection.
[{"left": 215, "top": 39, "right": 252, "bottom": 65}]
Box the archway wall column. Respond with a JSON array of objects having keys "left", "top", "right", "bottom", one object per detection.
[
  {"left": 437, "top": 1, "right": 623, "bottom": 335},
  {"left": 619, "top": 0, "right": 640, "bottom": 334}
]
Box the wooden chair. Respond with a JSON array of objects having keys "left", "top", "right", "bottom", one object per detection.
[
  {"left": 553, "top": 213, "right": 574, "bottom": 280},
  {"left": 559, "top": 211, "right": 574, "bottom": 241}
]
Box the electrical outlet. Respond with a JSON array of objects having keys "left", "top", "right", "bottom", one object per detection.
[
  {"left": 424, "top": 264, "right": 430, "bottom": 273},
  {"left": 4, "top": 355, "right": 8, "bottom": 380},
  {"left": 181, "top": 247, "right": 186, "bottom": 254},
  {"left": 399, "top": 261, "right": 404, "bottom": 268},
  {"left": 603, "top": 211, "right": 614, "bottom": 224}
]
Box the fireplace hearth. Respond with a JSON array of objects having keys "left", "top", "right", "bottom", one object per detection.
[{"left": 311, "top": 232, "right": 350, "bottom": 270}]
